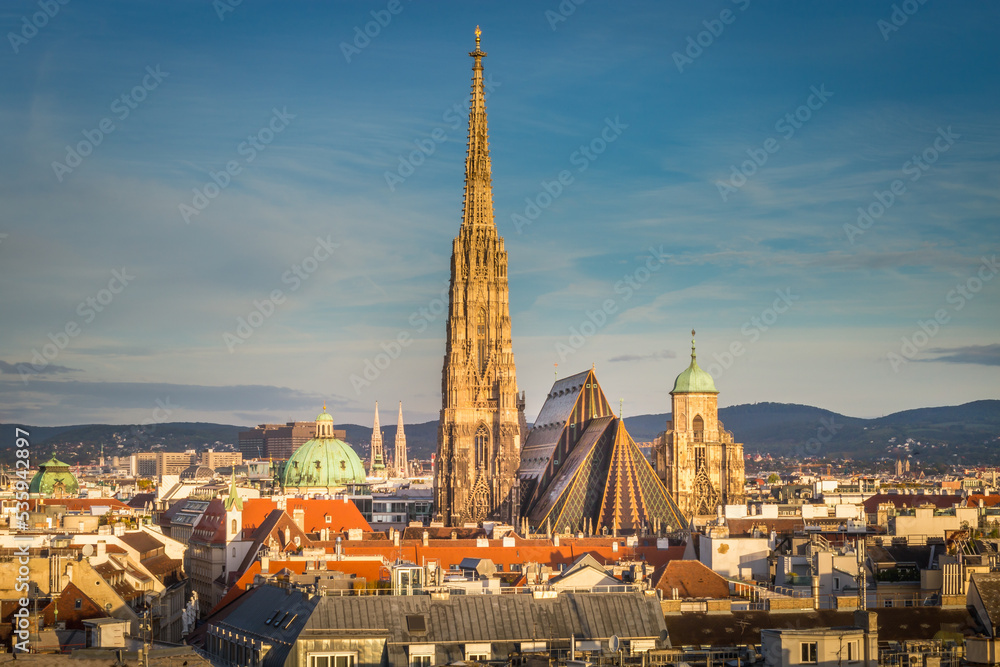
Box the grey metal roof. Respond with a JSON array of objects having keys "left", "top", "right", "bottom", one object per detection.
[
  {"left": 303, "top": 590, "right": 666, "bottom": 644},
  {"left": 210, "top": 584, "right": 320, "bottom": 667}
]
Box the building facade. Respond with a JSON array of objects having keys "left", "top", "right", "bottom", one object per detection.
[
  {"left": 239, "top": 421, "right": 344, "bottom": 460},
  {"left": 654, "top": 334, "right": 745, "bottom": 518},
  {"left": 435, "top": 28, "right": 526, "bottom": 526}
]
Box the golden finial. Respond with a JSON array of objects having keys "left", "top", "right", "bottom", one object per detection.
[
  {"left": 475, "top": 25, "right": 481, "bottom": 48},
  {"left": 323, "top": 401, "right": 327, "bottom": 412}
]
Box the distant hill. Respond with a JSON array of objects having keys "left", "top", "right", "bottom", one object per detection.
[
  {"left": 3, "top": 400, "right": 998, "bottom": 465},
  {"left": 625, "top": 400, "right": 1000, "bottom": 463}
]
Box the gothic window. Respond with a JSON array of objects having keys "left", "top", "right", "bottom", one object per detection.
[
  {"left": 476, "top": 309, "right": 487, "bottom": 373},
  {"left": 231, "top": 519, "right": 237, "bottom": 534},
  {"left": 695, "top": 445, "right": 706, "bottom": 472},
  {"left": 693, "top": 415, "right": 704, "bottom": 442},
  {"left": 475, "top": 424, "right": 490, "bottom": 470}
]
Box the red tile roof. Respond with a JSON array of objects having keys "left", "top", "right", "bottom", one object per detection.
[
  {"left": 967, "top": 495, "right": 1000, "bottom": 508},
  {"left": 653, "top": 559, "right": 731, "bottom": 599},
  {"left": 240, "top": 497, "right": 371, "bottom": 534}
]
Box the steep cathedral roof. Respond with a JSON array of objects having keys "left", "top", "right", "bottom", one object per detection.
[{"left": 519, "top": 369, "right": 687, "bottom": 534}]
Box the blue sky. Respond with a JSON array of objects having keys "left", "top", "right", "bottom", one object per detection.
[{"left": 1, "top": 1, "right": 998, "bottom": 428}]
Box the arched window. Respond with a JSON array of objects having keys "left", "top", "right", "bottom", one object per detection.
[
  {"left": 476, "top": 309, "right": 487, "bottom": 373},
  {"left": 693, "top": 415, "right": 704, "bottom": 443},
  {"left": 231, "top": 519, "right": 237, "bottom": 534},
  {"left": 475, "top": 424, "right": 490, "bottom": 470}
]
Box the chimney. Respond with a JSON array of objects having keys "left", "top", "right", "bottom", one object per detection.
[
  {"left": 292, "top": 508, "right": 305, "bottom": 532},
  {"left": 96, "top": 541, "right": 106, "bottom": 558},
  {"left": 451, "top": 530, "right": 457, "bottom": 540},
  {"left": 393, "top": 531, "right": 400, "bottom": 547},
  {"left": 422, "top": 531, "right": 429, "bottom": 547}
]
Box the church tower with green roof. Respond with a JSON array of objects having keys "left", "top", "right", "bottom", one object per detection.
[{"left": 654, "top": 332, "right": 745, "bottom": 517}]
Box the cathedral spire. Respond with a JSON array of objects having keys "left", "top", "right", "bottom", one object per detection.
[
  {"left": 370, "top": 401, "right": 385, "bottom": 477},
  {"left": 395, "top": 401, "right": 408, "bottom": 478},
  {"left": 462, "top": 25, "right": 494, "bottom": 230}
]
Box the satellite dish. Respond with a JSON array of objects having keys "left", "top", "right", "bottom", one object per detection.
[
  {"left": 82, "top": 544, "right": 94, "bottom": 557},
  {"left": 609, "top": 635, "right": 620, "bottom": 652}
]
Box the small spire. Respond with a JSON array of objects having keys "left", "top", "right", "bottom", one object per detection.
[
  {"left": 619, "top": 398, "right": 623, "bottom": 419},
  {"left": 691, "top": 329, "right": 697, "bottom": 362}
]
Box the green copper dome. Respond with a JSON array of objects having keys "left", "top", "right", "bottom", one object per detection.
[
  {"left": 282, "top": 408, "right": 366, "bottom": 489},
  {"left": 671, "top": 332, "right": 719, "bottom": 394},
  {"left": 28, "top": 454, "right": 80, "bottom": 497}
]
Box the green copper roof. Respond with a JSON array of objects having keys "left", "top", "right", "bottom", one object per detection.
[
  {"left": 282, "top": 436, "right": 366, "bottom": 489},
  {"left": 223, "top": 471, "right": 243, "bottom": 511},
  {"left": 316, "top": 407, "right": 334, "bottom": 422},
  {"left": 671, "top": 333, "right": 718, "bottom": 394},
  {"left": 28, "top": 454, "right": 80, "bottom": 496}
]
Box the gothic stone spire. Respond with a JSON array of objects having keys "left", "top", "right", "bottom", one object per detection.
[
  {"left": 435, "top": 27, "right": 525, "bottom": 526},
  {"left": 369, "top": 401, "right": 386, "bottom": 477},
  {"left": 395, "top": 401, "right": 408, "bottom": 478}
]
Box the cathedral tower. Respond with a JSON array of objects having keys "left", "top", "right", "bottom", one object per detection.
[{"left": 435, "top": 27, "right": 525, "bottom": 525}]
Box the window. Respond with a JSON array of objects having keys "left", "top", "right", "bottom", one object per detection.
[
  {"left": 846, "top": 640, "right": 859, "bottom": 662},
  {"left": 309, "top": 654, "right": 355, "bottom": 667},
  {"left": 800, "top": 642, "right": 817, "bottom": 664},
  {"left": 477, "top": 310, "right": 487, "bottom": 373},
  {"left": 475, "top": 425, "right": 490, "bottom": 471},
  {"left": 75, "top": 599, "right": 82, "bottom": 610},
  {"left": 693, "top": 415, "right": 704, "bottom": 442},
  {"left": 411, "top": 657, "right": 431, "bottom": 667},
  {"left": 465, "top": 643, "right": 491, "bottom": 662}
]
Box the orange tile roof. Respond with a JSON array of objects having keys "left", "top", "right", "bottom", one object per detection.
[
  {"left": 240, "top": 497, "right": 371, "bottom": 534},
  {"left": 653, "top": 559, "right": 730, "bottom": 599}
]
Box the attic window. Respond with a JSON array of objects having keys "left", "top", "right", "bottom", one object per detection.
[
  {"left": 406, "top": 615, "right": 427, "bottom": 636},
  {"left": 274, "top": 612, "right": 290, "bottom": 627}
]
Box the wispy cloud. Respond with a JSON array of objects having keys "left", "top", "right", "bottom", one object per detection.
[
  {"left": 922, "top": 344, "right": 1000, "bottom": 367},
  {"left": 0, "top": 360, "right": 79, "bottom": 375},
  {"left": 608, "top": 350, "right": 677, "bottom": 363}
]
